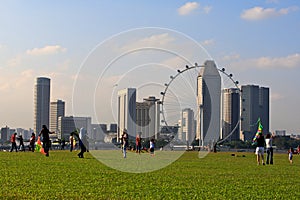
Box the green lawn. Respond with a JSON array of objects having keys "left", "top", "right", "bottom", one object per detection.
[{"left": 0, "top": 150, "right": 299, "bottom": 199}]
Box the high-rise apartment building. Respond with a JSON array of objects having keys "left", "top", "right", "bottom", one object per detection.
[
  {"left": 50, "top": 99, "right": 65, "bottom": 134},
  {"left": 222, "top": 88, "right": 240, "bottom": 141},
  {"left": 196, "top": 60, "right": 221, "bottom": 146},
  {"left": 136, "top": 96, "right": 160, "bottom": 140},
  {"left": 34, "top": 77, "right": 50, "bottom": 135},
  {"left": 240, "top": 85, "right": 269, "bottom": 141},
  {"left": 117, "top": 88, "right": 136, "bottom": 142}
]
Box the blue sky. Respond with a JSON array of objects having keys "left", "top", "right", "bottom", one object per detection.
[{"left": 0, "top": 1, "right": 299, "bottom": 134}]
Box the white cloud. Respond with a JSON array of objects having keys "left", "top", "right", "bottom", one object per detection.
[
  {"left": 139, "top": 33, "right": 175, "bottom": 46},
  {"left": 254, "top": 53, "right": 300, "bottom": 69},
  {"left": 201, "top": 39, "right": 215, "bottom": 46},
  {"left": 241, "top": 6, "right": 298, "bottom": 20},
  {"left": 230, "top": 53, "right": 300, "bottom": 70},
  {"left": 26, "top": 45, "right": 66, "bottom": 56},
  {"left": 119, "top": 33, "right": 175, "bottom": 52},
  {"left": 178, "top": 2, "right": 199, "bottom": 16}
]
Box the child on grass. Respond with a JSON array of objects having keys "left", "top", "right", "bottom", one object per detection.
[{"left": 288, "top": 147, "right": 293, "bottom": 164}]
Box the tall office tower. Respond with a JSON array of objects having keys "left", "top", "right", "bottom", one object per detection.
[
  {"left": 240, "top": 85, "right": 269, "bottom": 141},
  {"left": 136, "top": 96, "right": 160, "bottom": 140},
  {"left": 34, "top": 77, "right": 50, "bottom": 135},
  {"left": 222, "top": 88, "right": 240, "bottom": 141},
  {"left": 50, "top": 99, "right": 65, "bottom": 134},
  {"left": 196, "top": 60, "right": 221, "bottom": 146},
  {"left": 117, "top": 88, "right": 136, "bottom": 142},
  {"left": 0, "top": 126, "right": 10, "bottom": 142},
  {"left": 58, "top": 116, "right": 91, "bottom": 140},
  {"left": 180, "top": 108, "right": 195, "bottom": 144}
]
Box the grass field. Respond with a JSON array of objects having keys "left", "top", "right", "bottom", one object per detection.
[{"left": 0, "top": 150, "right": 299, "bottom": 199}]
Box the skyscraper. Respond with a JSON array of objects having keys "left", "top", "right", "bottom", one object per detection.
[
  {"left": 240, "top": 85, "right": 269, "bottom": 141},
  {"left": 222, "top": 88, "right": 240, "bottom": 141},
  {"left": 34, "top": 77, "right": 50, "bottom": 135},
  {"left": 180, "top": 108, "right": 195, "bottom": 144},
  {"left": 196, "top": 60, "right": 221, "bottom": 146},
  {"left": 50, "top": 99, "right": 65, "bottom": 134},
  {"left": 136, "top": 96, "right": 160, "bottom": 140},
  {"left": 117, "top": 88, "right": 136, "bottom": 142}
]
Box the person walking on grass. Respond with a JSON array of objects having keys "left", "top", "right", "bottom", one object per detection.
[
  {"left": 77, "top": 127, "right": 87, "bottom": 158},
  {"left": 38, "top": 125, "right": 52, "bottom": 157},
  {"left": 10, "top": 133, "right": 18, "bottom": 152},
  {"left": 18, "top": 135, "right": 25, "bottom": 152},
  {"left": 255, "top": 133, "right": 265, "bottom": 165}
]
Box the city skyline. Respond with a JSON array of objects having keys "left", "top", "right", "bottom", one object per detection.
[{"left": 0, "top": 1, "right": 300, "bottom": 134}]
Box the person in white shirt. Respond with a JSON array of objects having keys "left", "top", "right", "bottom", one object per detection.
[{"left": 265, "top": 132, "right": 275, "bottom": 165}]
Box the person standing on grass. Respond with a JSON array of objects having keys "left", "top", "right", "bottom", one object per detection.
[
  {"left": 18, "top": 135, "right": 25, "bottom": 152},
  {"left": 69, "top": 132, "right": 74, "bottom": 152},
  {"left": 77, "top": 127, "right": 87, "bottom": 158},
  {"left": 29, "top": 133, "right": 35, "bottom": 152},
  {"left": 122, "top": 129, "right": 128, "bottom": 158},
  {"left": 149, "top": 138, "right": 155, "bottom": 156},
  {"left": 39, "top": 125, "right": 51, "bottom": 157},
  {"left": 288, "top": 147, "right": 294, "bottom": 164},
  {"left": 265, "top": 132, "right": 275, "bottom": 165},
  {"left": 10, "top": 133, "right": 18, "bottom": 152},
  {"left": 136, "top": 134, "right": 141, "bottom": 154},
  {"left": 255, "top": 133, "right": 265, "bottom": 165}
]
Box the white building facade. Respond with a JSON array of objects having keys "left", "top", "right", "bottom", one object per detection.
[
  {"left": 136, "top": 96, "right": 160, "bottom": 140},
  {"left": 180, "top": 108, "right": 195, "bottom": 144},
  {"left": 50, "top": 99, "right": 65, "bottom": 134},
  {"left": 117, "top": 88, "right": 136, "bottom": 142}
]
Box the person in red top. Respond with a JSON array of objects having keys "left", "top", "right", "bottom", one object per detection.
[
  {"left": 9, "top": 133, "right": 18, "bottom": 152},
  {"left": 136, "top": 134, "right": 141, "bottom": 154}
]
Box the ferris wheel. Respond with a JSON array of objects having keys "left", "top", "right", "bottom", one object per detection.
[{"left": 160, "top": 61, "right": 241, "bottom": 147}]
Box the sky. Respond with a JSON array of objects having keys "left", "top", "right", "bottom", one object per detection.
[{"left": 0, "top": 0, "right": 299, "bottom": 134}]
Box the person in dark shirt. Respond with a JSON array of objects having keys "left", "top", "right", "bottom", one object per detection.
[
  {"left": 255, "top": 133, "right": 265, "bottom": 165},
  {"left": 29, "top": 133, "right": 35, "bottom": 152},
  {"left": 18, "top": 135, "right": 25, "bottom": 151},
  {"left": 38, "top": 125, "right": 52, "bottom": 157}
]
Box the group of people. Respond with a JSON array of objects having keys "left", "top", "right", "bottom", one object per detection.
[
  {"left": 121, "top": 129, "right": 155, "bottom": 158},
  {"left": 255, "top": 132, "right": 299, "bottom": 165},
  {"left": 255, "top": 132, "right": 275, "bottom": 165},
  {"left": 9, "top": 125, "right": 88, "bottom": 158},
  {"left": 9, "top": 132, "right": 35, "bottom": 152}
]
